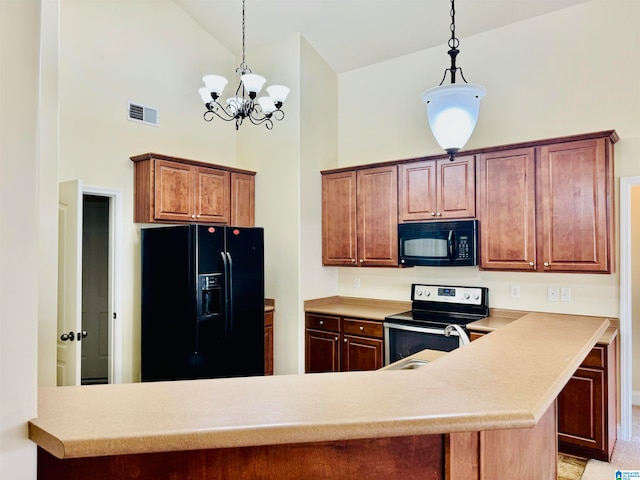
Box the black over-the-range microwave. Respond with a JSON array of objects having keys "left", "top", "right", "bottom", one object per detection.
[{"left": 398, "top": 220, "right": 478, "bottom": 267}]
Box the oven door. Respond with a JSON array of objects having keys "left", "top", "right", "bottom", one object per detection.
[{"left": 383, "top": 322, "right": 464, "bottom": 365}]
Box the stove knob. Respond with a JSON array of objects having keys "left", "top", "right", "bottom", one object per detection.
[
  {"left": 474, "top": 293, "right": 480, "bottom": 300},
  {"left": 425, "top": 291, "right": 430, "bottom": 297},
  {"left": 464, "top": 293, "right": 470, "bottom": 300},
  {"left": 416, "top": 290, "right": 422, "bottom": 297}
]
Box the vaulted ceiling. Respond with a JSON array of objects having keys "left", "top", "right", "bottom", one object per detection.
[{"left": 174, "top": 0, "right": 588, "bottom": 73}]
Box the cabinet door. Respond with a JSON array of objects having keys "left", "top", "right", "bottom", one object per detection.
[
  {"left": 557, "top": 367, "right": 605, "bottom": 453},
  {"left": 539, "top": 138, "right": 611, "bottom": 272},
  {"left": 154, "top": 160, "right": 194, "bottom": 222},
  {"left": 357, "top": 166, "right": 398, "bottom": 267},
  {"left": 341, "top": 335, "right": 384, "bottom": 372},
  {"left": 398, "top": 161, "right": 437, "bottom": 221},
  {"left": 231, "top": 172, "right": 255, "bottom": 227},
  {"left": 478, "top": 148, "right": 537, "bottom": 271},
  {"left": 305, "top": 329, "right": 340, "bottom": 373},
  {"left": 437, "top": 156, "right": 475, "bottom": 219},
  {"left": 194, "top": 167, "right": 230, "bottom": 224},
  {"left": 264, "top": 311, "right": 274, "bottom": 376},
  {"left": 322, "top": 171, "right": 357, "bottom": 266}
]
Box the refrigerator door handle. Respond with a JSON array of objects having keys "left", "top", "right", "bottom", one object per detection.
[
  {"left": 221, "top": 252, "right": 231, "bottom": 334},
  {"left": 226, "top": 252, "right": 234, "bottom": 336}
]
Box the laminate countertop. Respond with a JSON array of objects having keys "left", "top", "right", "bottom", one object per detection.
[
  {"left": 30, "top": 312, "right": 609, "bottom": 460},
  {"left": 304, "top": 296, "right": 618, "bottom": 344}
]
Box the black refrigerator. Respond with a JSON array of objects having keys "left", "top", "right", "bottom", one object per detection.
[{"left": 141, "top": 224, "right": 264, "bottom": 381}]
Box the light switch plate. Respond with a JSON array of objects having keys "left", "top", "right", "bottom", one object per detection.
[
  {"left": 510, "top": 285, "right": 520, "bottom": 298},
  {"left": 547, "top": 286, "right": 559, "bottom": 302},
  {"left": 560, "top": 287, "right": 571, "bottom": 302}
]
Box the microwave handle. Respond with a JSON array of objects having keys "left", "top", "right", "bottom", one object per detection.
[{"left": 448, "top": 230, "right": 455, "bottom": 261}]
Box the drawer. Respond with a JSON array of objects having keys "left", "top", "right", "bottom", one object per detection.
[
  {"left": 305, "top": 314, "right": 340, "bottom": 332},
  {"left": 580, "top": 345, "right": 605, "bottom": 369},
  {"left": 342, "top": 318, "right": 383, "bottom": 338}
]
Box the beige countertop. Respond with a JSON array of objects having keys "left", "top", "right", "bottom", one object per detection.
[
  {"left": 30, "top": 312, "right": 609, "bottom": 460},
  {"left": 304, "top": 297, "right": 618, "bottom": 344}
]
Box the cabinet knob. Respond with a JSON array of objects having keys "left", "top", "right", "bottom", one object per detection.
[
  {"left": 436, "top": 212, "right": 441, "bottom": 217},
  {"left": 529, "top": 262, "right": 534, "bottom": 267},
  {"left": 334, "top": 336, "right": 339, "bottom": 342},
  {"left": 190, "top": 214, "right": 196, "bottom": 219},
  {"left": 351, "top": 258, "right": 356, "bottom": 263},
  {"left": 430, "top": 212, "right": 436, "bottom": 216},
  {"left": 319, "top": 320, "right": 324, "bottom": 325},
  {"left": 359, "top": 259, "right": 364, "bottom": 263},
  {"left": 196, "top": 214, "right": 201, "bottom": 219},
  {"left": 343, "top": 338, "right": 348, "bottom": 343},
  {"left": 544, "top": 262, "right": 550, "bottom": 267},
  {"left": 359, "top": 326, "right": 364, "bottom": 332}
]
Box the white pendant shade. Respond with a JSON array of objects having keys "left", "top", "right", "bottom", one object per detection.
[
  {"left": 266, "top": 85, "right": 290, "bottom": 103},
  {"left": 241, "top": 73, "right": 266, "bottom": 94},
  {"left": 258, "top": 97, "right": 277, "bottom": 114},
  {"left": 202, "top": 75, "right": 228, "bottom": 96},
  {"left": 421, "top": 83, "right": 486, "bottom": 153}
]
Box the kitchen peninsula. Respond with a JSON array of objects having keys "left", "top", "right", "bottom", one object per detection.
[{"left": 30, "top": 313, "right": 610, "bottom": 480}]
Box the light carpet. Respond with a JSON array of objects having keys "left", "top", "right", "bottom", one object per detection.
[
  {"left": 558, "top": 454, "right": 587, "bottom": 480},
  {"left": 580, "top": 405, "right": 640, "bottom": 480}
]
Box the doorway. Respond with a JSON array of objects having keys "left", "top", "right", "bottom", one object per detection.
[
  {"left": 57, "top": 181, "right": 123, "bottom": 386},
  {"left": 619, "top": 176, "right": 640, "bottom": 441},
  {"left": 81, "top": 195, "right": 109, "bottom": 384}
]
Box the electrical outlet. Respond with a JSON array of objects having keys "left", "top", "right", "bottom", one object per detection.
[
  {"left": 510, "top": 285, "right": 520, "bottom": 298},
  {"left": 547, "top": 286, "right": 559, "bottom": 302},
  {"left": 354, "top": 277, "right": 360, "bottom": 288},
  {"left": 560, "top": 287, "right": 572, "bottom": 302}
]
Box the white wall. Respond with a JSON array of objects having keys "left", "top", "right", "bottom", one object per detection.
[
  {"left": 58, "top": 0, "right": 237, "bottom": 382},
  {"left": 238, "top": 34, "right": 339, "bottom": 373},
  {"left": 1, "top": 1, "right": 41, "bottom": 478},
  {"left": 336, "top": 0, "right": 640, "bottom": 319}
]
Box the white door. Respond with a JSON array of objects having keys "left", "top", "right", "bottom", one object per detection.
[{"left": 57, "top": 179, "right": 83, "bottom": 386}]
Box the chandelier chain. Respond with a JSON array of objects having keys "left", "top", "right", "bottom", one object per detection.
[
  {"left": 448, "top": 0, "right": 459, "bottom": 50},
  {"left": 240, "top": 0, "right": 247, "bottom": 71}
]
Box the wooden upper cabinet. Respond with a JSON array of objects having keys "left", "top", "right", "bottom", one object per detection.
[
  {"left": 154, "top": 160, "right": 195, "bottom": 222},
  {"left": 131, "top": 153, "right": 255, "bottom": 227},
  {"left": 399, "top": 156, "right": 475, "bottom": 222},
  {"left": 193, "top": 166, "right": 230, "bottom": 224},
  {"left": 477, "top": 148, "right": 537, "bottom": 270},
  {"left": 322, "top": 171, "right": 358, "bottom": 266},
  {"left": 322, "top": 166, "right": 397, "bottom": 267},
  {"left": 539, "top": 138, "right": 612, "bottom": 273},
  {"left": 231, "top": 172, "right": 256, "bottom": 227},
  {"left": 478, "top": 134, "right": 615, "bottom": 273},
  {"left": 357, "top": 166, "right": 398, "bottom": 266}
]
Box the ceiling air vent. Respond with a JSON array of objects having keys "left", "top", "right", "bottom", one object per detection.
[{"left": 127, "top": 101, "right": 159, "bottom": 127}]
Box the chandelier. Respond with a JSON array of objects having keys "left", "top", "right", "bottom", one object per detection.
[
  {"left": 198, "top": 0, "right": 290, "bottom": 130},
  {"left": 421, "top": 0, "right": 486, "bottom": 161}
]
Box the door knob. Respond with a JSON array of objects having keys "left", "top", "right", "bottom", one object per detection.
[
  {"left": 60, "top": 331, "right": 75, "bottom": 342},
  {"left": 78, "top": 330, "right": 88, "bottom": 341}
]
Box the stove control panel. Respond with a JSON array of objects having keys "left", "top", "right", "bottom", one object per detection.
[{"left": 412, "top": 284, "right": 485, "bottom": 306}]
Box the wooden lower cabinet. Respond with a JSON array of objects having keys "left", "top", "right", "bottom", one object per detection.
[
  {"left": 264, "top": 310, "right": 274, "bottom": 376},
  {"left": 305, "top": 313, "right": 384, "bottom": 373},
  {"left": 557, "top": 341, "right": 617, "bottom": 461},
  {"left": 469, "top": 329, "right": 617, "bottom": 461}
]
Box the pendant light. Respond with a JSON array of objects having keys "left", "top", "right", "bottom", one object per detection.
[{"left": 421, "top": 0, "right": 486, "bottom": 160}]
